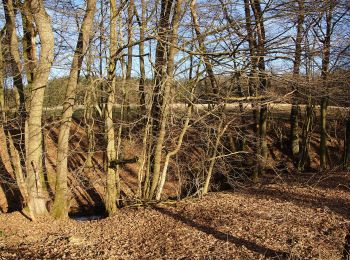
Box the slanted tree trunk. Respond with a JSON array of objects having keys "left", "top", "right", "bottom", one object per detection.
[
  {"left": 2, "top": 0, "right": 26, "bottom": 114},
  {"left": 52, "top": 0, "right": 97, "bottom": 219},
  {"left": 105, "top": 0, "right": 119, "bottom": 216},
  {"left": 2, "top": 0, "right": 27, "bottom": 174},
  {"left": 290, "top": 0, "right": 304, "bottom": 168},
  {"left": 146, "top": 0, "right": 182, "bottom": 200},
  {"left": 2, "top": 0, "right": 30, "bottom": 215},
  {"left": 156, "top": 84, "right": 195, "bottom": 200},
  {"left": 25, "top": 0, "right": 54, "bottom": 218},
  {"left": 6, "top": 131, "right": 29, "bottom": 203},
  {"left": 203, "top": 120, "right": 229, "bottom": 195},
  {"left": 190, "top": 0, "right": 218, "bottom": 96},
  {"left": 146, "top": 0, "right": 174, "bottom": 200}
]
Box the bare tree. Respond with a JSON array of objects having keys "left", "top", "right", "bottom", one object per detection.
[
  {"left": 145, "top": 0, "right": 183, "bottom": 200},
  {"left": 319, "top": 0, "right": 334, "bottom": 171},
  {"left": 105, "top": 0, "right": 119, "bottom": 216},
  {"left": 290, "top": 0, "right": 305, "bottom": 168},
  {"left": 25, "top": 0, "right": 54, "bottom": 218},
  {"left": 126, "top": 0, "right": 134, "bottom": 80},
  {"left": 52, "top": 0, "right": 97, "bottom": 219},
  {"left": 250, "top": 0, "right": 268, "bottom": 178}
]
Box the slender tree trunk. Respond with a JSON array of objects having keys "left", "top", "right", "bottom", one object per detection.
[
  {"left": 6, "top": 131, "right": 29, "bottom": 203},
  {"left": 25, "top": 0, "right": 54, "bottom": 218},
  {"left": 203, "top": 120, "right": 228, "bottom": 195},
  {"left": 290, "top": 0, "right": 304, "bottom": 168},
  {"left": 0, "top": 37, "right": 5, "bottom": 120},
  {"left": 320, "top": 96, "right": 328, "bottom": 170},
  {"left": 21, "top": 3, "right": 37, "bottom": 85},
  {"left": 135, "top": 0, "right": 146, "bottom": 111},
  {"left": 243, "top": 0, "right": 259, "bottom": 132},
  {"left": 156, "top": 86, "right": 194, "bottom": 200},
  {"left": 52, "top": 0, "right": 97, "bottom": 219},
  {"left": 83, "top": 90, "right": 95, "bottom": 168},
  {"left": 243, "top": 0, "right": 260, "bottom": 181},
  {"left": 84, "top": 48, "right": 95, "bottom": 168},
  {"left": 146, "top": 0, "right": 174, "bottom": 200},
  {"left": 105, "top": 0, "right": 119, "bottom": 216},
  {"left": 99, "top": 0, "right": 104, "bottom": 77},
  {"left": 2, "top": 0, "right": 27, "bottom": 172},
  {"left": 251, "top": 0, "right": 267, "bottom": 176},
  {"left": 319, "top": 1, "right": 333, "bottom": 171},
  {"left": 190, "top": 0, "right": 218, "bottom": 96},
  {"left": 344, "top": 118, "right": 350, "bottom": 170},
  {"left": 126, "top": 0, "right": 134, "bottom": 80},
  {"left": 299, "top": 100, "right": 314, "bottom": 170},
  {"left": 147, "top": 0, "right": 182, "bottom": 200},
  {"left": 2, "top": 0, "right": 25, "bottom": 114}
]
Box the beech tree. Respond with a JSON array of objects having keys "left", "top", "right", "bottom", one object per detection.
[
  {"left": 52, "top": 0, "right": 97, "bottom": 219},
  {"left": 1, "top": 0, "right": 54, "bottom": 218},
  {"left": 290, "top": 0, "right": 305, "bottom": 168}
]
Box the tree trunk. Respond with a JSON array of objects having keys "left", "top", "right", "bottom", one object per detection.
[
  {"left": 290, "top": 104, "right": 300, "bottom": 161},
  {"left": 25, "top": 0, "right": 54, "bottom": 218},
  {"left": 2, "top": 0, "right": 26, "bottom": 114},
  {"left": 147, "top": 0, "right": 182, "bottom": 200},
  {"left": 146, "top": 0, "right": 174, "bottom": 200},
  {"left": 243, "top": 0, "right": 259, "bottom": 132},
  {"left": 190, "top": 0, "right": 218, "bottom": 96},
  {"left": 203, "top": 120, "right": 228, "bottom": 195},
  {"left": 84, "top": 50, "right": 95, "bottom": 168},
  {"left": 105, "top": 0, "right": 119, "bottom": 216},
  {"left": 52, "top": 0, "right": 97, "bottom": 219},
  {"left": 344, "top": 118, "right": 350, "bottom": 170},
  {"left": 135, "top": 0, "right": 146, "bottom": 111},
  {"left": 0, "top": 36, "right": 5, "bottom": 120},
  {"left": 250, "top": 0, "right": 268, "bottom": 176},
  {"left": 21, "top": 2, "right": 37, "bottom": 85},
  {"left": 156, "top": 85, "right": 194, "bottom": 200},
  {"left": 290, "top": 0, "right": 304, "bottom": 167},
  {"left": 320, "top": 96, "right": 328, "bottom": 170},
  {"left": 299, "top": 102, "right": 314, "bottom": 171},
  {"left": 319, "top": 0, "right": 333, "bottom": 171},
  {"left": 126, "top": 0, "right": 134, "bottom": 80},
  {"left": 259, "top": 104, "right": 268, "bottom": 175}
]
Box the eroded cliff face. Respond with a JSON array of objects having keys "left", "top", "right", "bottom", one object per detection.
[{"left": 0, "top": 120, "right": 176, "bottom": 213}]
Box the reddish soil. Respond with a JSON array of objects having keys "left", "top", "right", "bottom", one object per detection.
[{"left": 1, "top": 173, "right": 349, "bottom": 259}]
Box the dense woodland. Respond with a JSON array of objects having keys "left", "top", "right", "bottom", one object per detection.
[{"left": 0, "top": 0, "right": 350, "bottom": 254}]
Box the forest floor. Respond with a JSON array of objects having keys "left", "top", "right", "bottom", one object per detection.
[{"left": 0, "top": 172, "right": 349, "bottom": 259}]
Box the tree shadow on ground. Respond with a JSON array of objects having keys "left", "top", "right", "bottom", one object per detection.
[
  {"left": 153, "top": 206, "right": 289, "bottom": 259},
  {"left": 311, "top": 174, "right": 350, "bottom": 192},
  {"left": 234, "top": 185, "right": 350, "bottom": 219}
]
